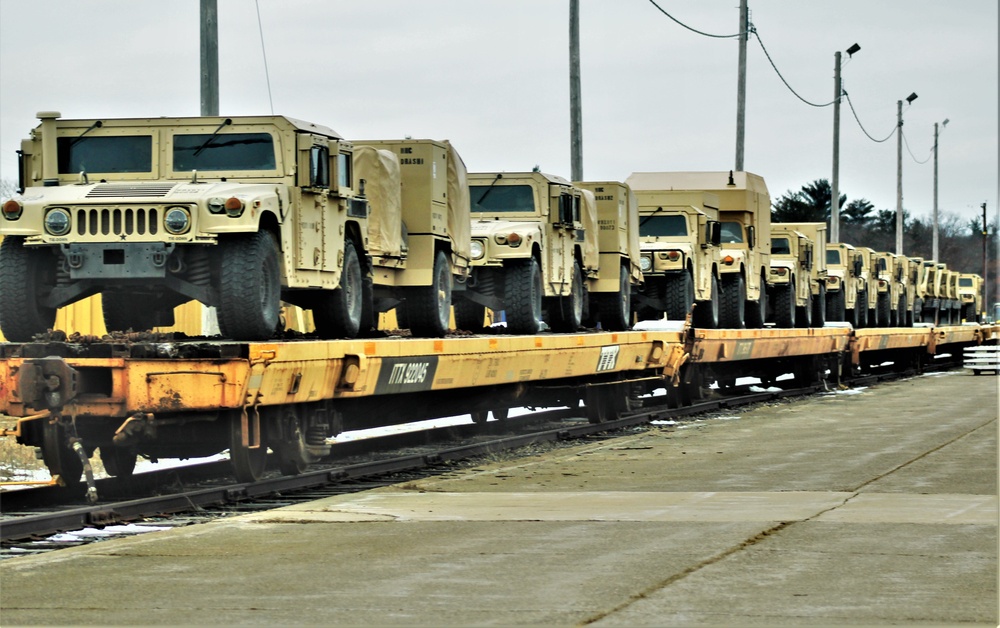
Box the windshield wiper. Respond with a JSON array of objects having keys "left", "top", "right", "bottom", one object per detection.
[
  {"left": 67, "top": 120, "right": 103, "bottom": 148},
  {"left": 193, "top": 118, "right": 232, "bottom": 157},
  {"left": 475, "top": 173, "right": 503, "bottom": 206},
  {"left": 639, "top": 206, "right": 664, "bottom": 227}
]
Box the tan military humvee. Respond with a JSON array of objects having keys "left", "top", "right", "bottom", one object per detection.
[
  {"left": 771, "top": 222, "right": 828, "bottom": 327},
  {"left": 874, "top": 252, "right": 908, "bottom": 326},
  {"left": 958, "top": 273, "right": 983, "bottom": 322},
  {"left": 769, "top": 225, "right": 816, "bottom": 327},
  {"left": 825, "top": 242, "right": 867, "bottom": 326},
  {"left": 625, "top": 173, "right": 723, "bottom": 328},
  {"left": 0, "top": 112, "right": 470, "bottom": 342},
  {"left": 456, "top": 171, "right": 597, "bottom": 334},
  {"left": 574, "top": 181, "right": 643, "bottom": 331}
]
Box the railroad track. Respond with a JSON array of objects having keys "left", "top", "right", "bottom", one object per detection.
[{"left": 0, "top": 360, "right": 959, "bottom": 555}]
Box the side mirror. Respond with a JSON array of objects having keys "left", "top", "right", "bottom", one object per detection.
[
  {"left": 746, "top": 225, "right": 755, "bottom": 250},
  {"left": 853, "top": 257, "right": 863, "bottom": 276},
  {"left": 708, "top": 221, "right": 722, "bottom": 246},
  {"left": 557, "top": 194, "right": 574, "bottom": 225}
]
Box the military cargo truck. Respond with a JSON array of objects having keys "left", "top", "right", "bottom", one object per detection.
[
  {"left": 0, "top": 112, "right": 470, "bottom": 342},
  {"left": 825, "top": 241, "right": 867, "bottom": 326},
  {"left": 574, "top": 181, "right": 643, "bottom": 330},
  {"left": 625, "top": 173, "right": 723, "bottom": 328},
  {"left": 958, "top": 273, "right": 983, "bottom": 322},
  {"left": 771, "top": 222, "right": 828, "bottom": 327},
  {"left": 456, "top": 171, "right": 597, "bottom": 334},
  {"left": 768, "top": 225, "right": 815, "bottom": 327}
]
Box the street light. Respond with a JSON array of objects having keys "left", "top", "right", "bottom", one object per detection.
[
  {"left": 932, "top": 118, "right": 950, "bottom": 261},
  {"left": 896, "top": 93, "right": 917, "bottom": 255},
  {"left": 830, "top": 42, "right": 860, "bottom": 243}
]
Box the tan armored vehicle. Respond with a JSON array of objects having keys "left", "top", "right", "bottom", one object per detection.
[
  {"left": 855, "top": 247, "right": 881, "bottom": 327},
  {"left": 625, "top": 173, "right": 723, "bottom": 328},
  {"left": 824, "top": 242, "right": 867, "bottom": 326},
  {"left": 907, "top": 256, "right": 926, "bottom": 324},
  {"left": 456, "top": 171, "right": 597, "bottom": 333},
  {"left": 0, "top": 112, "right": 470, "bottom": 342},
  {"left": 874, "top": 252, "right": 908, "bottom": 326},
  {"left": 769, "top": 225, "right": 814, "bottom": 327},
  {"left": 942, "top": 267, "right": 961, "bottom": 324},
  {"left": 771, "top": 222, "right": 828, "bottom": 327},
  {"left": 574, "top": 181, "right": 643, "bottom": 330},
  {"left": 921, "top": 261, "right": 943, "bottom": 323},
  {"left": 958, "top": 273, "right": 983, "bottom": 322}
]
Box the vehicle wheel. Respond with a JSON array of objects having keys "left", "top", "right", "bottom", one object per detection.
[
  {"left": 773, "top": 283, "right": 795, "bottom": 328},
  {"left": 313, "top": 236, "right": 364, "bottom": 339},
  {"left": 720, "top": 274, "right": 746, "bottom": 328},
  {"left": 812, "top": 285, "right": 827, "bottom": 327},
  {"left": 895, "top": 295, "right": 907, "bottom": 328},
  {"left": 876, "top": 292, "right": 891, "bottom": 327},
  {"left": 273, "top": 407, "right": 311, "bottom": 476},
  {"left": 42, "top": 422, "right": 84, "bottom": 485},
  {"left": 454, "top": 297, "right": 486, "bottom": 331},
  {"left": 826, "top": 289, "right": 846, "bottom": 323},
  {"left": 598, "top": 265, "right": 632, "bottom": 331},
  {"left": 855, "top": 289, "right": 869, "bottom": 328},
  {"left": 665, "top": 270, "right": 694, "bottom": 321},
  {"left": 102, "top": 292, "right": 161, "bottom": 333},
  {"left": 99, "top": 445, "right": 137, "bottom": 478},
  {"left": 0, "top": 236, "right": 58, "bottom": 342},
  {"left": 505, "top": 257, "right": 543, "bottom": 334},
  {"left": 693, "top": 273, "right": 720, "bottom": 329},
  {"left": 230, "top": 410, "right": 268, "bottom": 483},
  {"left": 407, "top": 250, "right": 452, "bottom": 337},
  {"left": 796, "top": 290, "right": 812, "bottom": 328},
  {"left": 745, "top": 275, "right": 767, "bottom": 329},
  {"left": 217, "top": 231, "right": 282, "bottom": 341},
  {"left": 547, "top": 260, "right": 584, "bottom": 332}
]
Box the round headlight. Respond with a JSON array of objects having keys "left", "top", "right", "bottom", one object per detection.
[
  {"left": 207, "top": 197, "right": 226, "bottom": 214},
  {"left": 164, "top": 207, "right": 191, "bottom": 234},
  {"left": 639, "top": 256, "right": 652, "bottom": 272},
  {"left": 470, "top": 240, "right": 485, "bottom": 260},
  {"left": 44, "top": 208, "right": 71, "bottom": 236}
]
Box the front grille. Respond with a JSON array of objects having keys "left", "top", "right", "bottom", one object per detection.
[
  {"left": 86, "top": 183, "right": 177, "bottom": 198},
  {"left": 75, "top": 207, "right": 160, "bottom": 236}
]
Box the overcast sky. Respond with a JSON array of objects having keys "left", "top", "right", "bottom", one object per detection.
[{"left": 1, "top": 0, "right": 996, "bottom": 227}]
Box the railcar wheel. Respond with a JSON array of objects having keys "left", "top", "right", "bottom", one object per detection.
[
  {"left": 41, "top": 421, "right": 83, "bottom": 486},
  {"left": 720, "top": 274, "right": 746, "bottom": 328},
  {"left": 217, "top": 232, "right": 282, "bottom": 341},
  {"left": 273, "top": 407, "right": 315, "bottom": 476},
  {"left": 408, "top": 250, "right": 452, "bottom": 337},
  {"left": 230, "top": 411, "right": 268, "bottom": 483},
  {"left": 585, "top": 385, "right": 631, "bottom": 424},
  {"left": 99, "top": 445, "right": 137, "bottom": 478},
  {"left": 0, "top": 236, "right": 58, "bottom": 342},
  {"left": 548, "top": 260, "right": 584, "bottom": 332},
  {"left": 505, "top": 257, "right": 543, "bottom": 334},
  {"left": 598, "top": 265, "right": 632, "bottom": 331},
  {"left": 313, "top": 236, "right": 364, "bottom": 339}
]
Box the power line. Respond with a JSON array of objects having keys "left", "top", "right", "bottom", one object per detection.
[
  {"left": 843, "top": 92, "right": 896, "bottom": 143},
  {"left": 645, "top": 0, "right": 742, "bottom": 39},
  {"left": 902, "top": 128, "right": 932, "bottom": 165},
  {"left": 750, "top": 29, "right": 837, "bottom": 108},
  {"left": 255, "top": 0, "right": 274, "bottom": 115}
]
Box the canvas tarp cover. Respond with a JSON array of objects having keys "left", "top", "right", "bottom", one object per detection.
[
  {"left": 580, "top": 189, "right": 600, "bottom": 271},
  {"left": 354, "top": 146, "right": 402, "bottom": 257},
  {"left": 445, "top": 141, "right": 471, "bottom": 265}
]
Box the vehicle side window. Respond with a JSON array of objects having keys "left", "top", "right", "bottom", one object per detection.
[
  {"left": 772, "top": 237, "right": 790, "bottom": 255},
  {"left": 338, "top": 151, "right": 352, "bottom": 189}
]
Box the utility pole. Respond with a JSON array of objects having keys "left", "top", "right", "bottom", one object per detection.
[
  {"left": 830, "top": 51, "right": 842, "bottom": 243},
  {"left": 201, "top": 0, "right": 219, "bottom": 116},
  {"left": 932, "top": 123, "right": 940, "bottom": 260},
  {"left": 983, "top": 202, "right": 989, "bottom": 319},
  {"left": 734, "top": 0, "right": 748, "bottom": 172},
  {"left": 569, "top": 0, "right": 583, "bottom": 182},
  {"left": 895, "top": 99, "right": 904, "bottom": 255}
]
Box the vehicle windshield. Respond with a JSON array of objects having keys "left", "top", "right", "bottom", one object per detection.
[
  {"left": 57, "top": 136, "right": 152, "bottom": 173},
  {"left": 959, "top": 277, "right": 974, "bottom": 287},
  {"left": 173, "top": 132, "right": 277, "bottom": 171},
  {"left": 469, "top": 185, "right": 536, "bottom": 213},
  {"left": 826, "top": 249, "right": 841, "bottom": 265},
  {"left": 771, "top": 237, "right": 791, "bottom": 255},
  {"left": 638, "top": 215, "right": 687, "bottom": 237},
  {"left": 720, "top": 221, "right": 744, "bottom": 244}
]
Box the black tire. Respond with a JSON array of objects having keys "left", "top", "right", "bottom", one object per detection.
[
  {"left": 720, "top": 273, "right": 746, "bottom": 329},
  {"left": 772, "top": 283, "right": 795, "bottom": 328},
  {"left": 313, "top": 237, "right": 364, "bottom": 339},
  {"left": 505, "top": 257, "right": 543, "bottom": 334},
  {"left": 217, "top": 232, "right": 282, "bottom": 341},
  {"left": 102, "top": 292, "right": 160, "bottom": 333},
  {"left": 408, "top": 250, "right": 452, "bottom": 337},
  {"left": 693, "top": 273, "right": 721, "bottom": 329},
  {"left": 895, "top": 295, "right": 907, "bottom": 328},
  {"left": 796, "top": 290, "right": 812, "bottom": 328},
  {"left": 745, "top": 274, "right": 767, "bottom": 329},
  {"left": 826, "top": 288, "right": 846, "bottom": 323},
  {"left": 597, "top": 265, "right": 632, "bottom": 331},
  {"left": 855, "top": 289, "right": 869, "bottom": 328},
  {"left": 454, "top": 297, "right": 486, "bottom": 331},
  {"left": 547, "top": 260, "right": 584, "bottom": 332},
  {"left": 665, "top": 270, "right": 694, "bottom": 321},
  {"left": 0, "top": 236, "right": 57, "bottom": 342},
  {"left": 812, "top": 284, "right": 827, "bottom": 327},
  {"left": 876, "top": 292, "right": 891, "bottom": 327}
]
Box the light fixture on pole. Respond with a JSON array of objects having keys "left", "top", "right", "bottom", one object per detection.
[
  {"left": 830, "top": 42, "right": 860, "bottom": 243},
  {"left": 896, "top": 92, "right": 917, "bottom": 255},
  {"left": 932, "top": 118, "right": 949, "bottom": 261}
]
